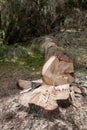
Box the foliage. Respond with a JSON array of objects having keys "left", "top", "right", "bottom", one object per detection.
[
  {"left": 0, "top": 0, "right": 87, "bottom": 44},
  {"left": 0, "top": 43, "right": 45, "bottom": 72},
  {"left": 0, "top": 52, "right": 45, "bottom": 72},
  {"left": 67, "top": 0, "right": 87, "bottom": 9},
  {"left": 1, "top": 0, "right": 51, "bottom": 44},
  {"left": 0, "top": 43, "right": 9, "bottom": 58}
]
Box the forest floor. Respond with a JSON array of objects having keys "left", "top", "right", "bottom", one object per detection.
[{"left": 0, "top": 30, "right": 87, "bottom": 130}]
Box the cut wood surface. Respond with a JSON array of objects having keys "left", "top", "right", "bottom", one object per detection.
[
  {"left": 18, "top": 79, "right": 43, "bottom": 90},
  {"left": 19, "top": 84, "right": 70, "bottom": 110},
  {"left": 42, "top": 55, "right": 74, "bottom": 86},
  {"left": 18, "top": 79, "right": 32, "bottom": 90}
]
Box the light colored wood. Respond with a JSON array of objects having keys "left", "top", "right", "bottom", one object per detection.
[
  {"left": 18, "top": 79, "right": 32, "bottom": 90},
  {"left": 18, "top": 79, "right": 43, "bottom": 90},
  {"left": 20, "top": 88, "right": 32, "bottom": 94},
  {"left": 70, "top": 86, "right": 83, "bottom": 94},
  {"left": 19, "top": 84, "right": 70, "bottom": 110},
  {"left": 42, "top": 55, "right": 74, "bottom": 86}
]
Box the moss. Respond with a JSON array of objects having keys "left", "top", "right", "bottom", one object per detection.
[
  {"left": 0, "top": 46, "right": 45, "bottom": 78},
  {"left": 25, "top": 53, "right": 45, "bottom": 71},
  {"left": 0, "top": 44, "right": 9, "bottom": 57}
]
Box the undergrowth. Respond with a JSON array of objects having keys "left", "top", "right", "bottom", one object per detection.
[{"left": 0, "top": 44, "right": 45, "bottom": 75}]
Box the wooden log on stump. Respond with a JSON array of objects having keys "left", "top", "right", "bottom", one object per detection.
[
  {"left": 18, "top": 36, "right": 78, "bottom": 111},
  {"left": 17, "top": 35, "right": 85, "bottom": 114}
]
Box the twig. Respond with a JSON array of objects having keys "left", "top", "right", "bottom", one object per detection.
[{"left": 20, "top": 88, "right": 32, "bottom": 94}]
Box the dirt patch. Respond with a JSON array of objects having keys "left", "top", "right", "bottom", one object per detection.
[{"left": 0, "top": 69, "right": 40, "bottom": 98}]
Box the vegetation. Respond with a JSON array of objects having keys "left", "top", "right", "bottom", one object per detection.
[
  {"left": 0, "top": 44, "right": 45, "bottom": 74},
  {"left": 0, "top": 0, "right": 87, "bottom": 75},
  {"left": 0, "top": 0, "right": 87, "bottom": 44}
]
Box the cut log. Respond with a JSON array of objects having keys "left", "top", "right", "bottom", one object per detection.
[
  {"left": 18, "top": 79, "right": 43, "bottom": 90},
  {"left": 17, "top": 79, "right": 32, "bottom": 90},
  {"left": 42, "top": 73, "right": 74, "bottom": 86},
  {"left": 42, "top": 36, "right": 59, "bottom": 59},
  {"left": 19, "top": 84, "right": 70, "bottom": 110},
  {"left": 42, "top": 55, "right": 74, "bottom": 86}
]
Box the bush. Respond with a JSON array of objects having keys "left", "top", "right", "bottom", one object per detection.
[
  {"left": 0, "top": 43, "right": 9, "bottom": 58},
  {"left": 1, "top": 0, "right": 50, "bottom": 44}
]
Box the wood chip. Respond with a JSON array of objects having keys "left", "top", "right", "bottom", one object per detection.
[{"left": 70, "top": 86, "right": 83, "bottom": 94}]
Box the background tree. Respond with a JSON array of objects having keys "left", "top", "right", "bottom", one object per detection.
[{"left": 0, "top": 0, "right": 87, "bottom": 44}]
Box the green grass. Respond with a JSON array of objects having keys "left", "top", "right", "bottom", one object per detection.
[
  {"left": 0, "top": 44, "right": 45, "bottom": 76},
  {"left": 25, "top": 53, "right": 45, "bottom": 71}
]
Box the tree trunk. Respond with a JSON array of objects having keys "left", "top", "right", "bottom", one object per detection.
[{"left": 42, "top": 36, "right": 62, "bottom": 59}]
